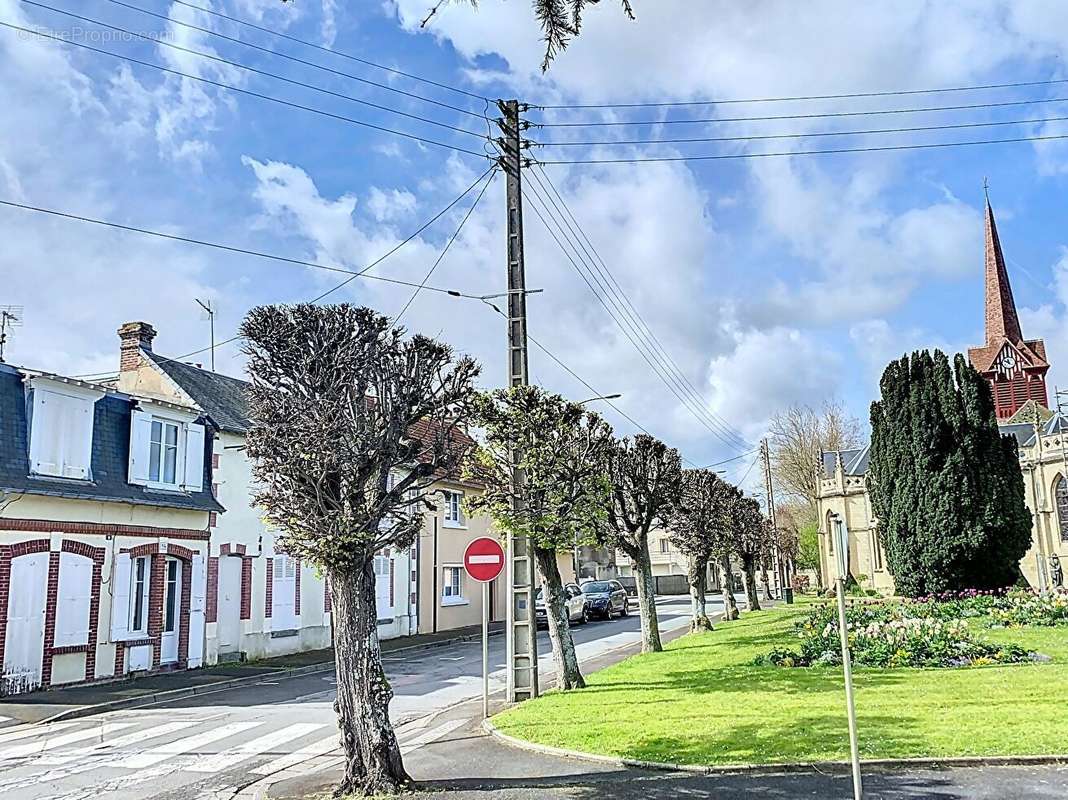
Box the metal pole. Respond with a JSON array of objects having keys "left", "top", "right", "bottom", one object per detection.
[
  {"left": 498, "top": 99, "right": 538, "bottom": 702},
  {"left": 482, "top": 580, "right": 490, "bottom": 719},
  {"left": 833, "top": 516, "right": 862, "bottom": 800}
]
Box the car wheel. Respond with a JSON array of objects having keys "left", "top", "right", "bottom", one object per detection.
[
  {"left": 580, "top": 605, "right": 590, "bottom": 625},
  {"left": 620, "top": 600, "right": 629, "bottom": 617}
]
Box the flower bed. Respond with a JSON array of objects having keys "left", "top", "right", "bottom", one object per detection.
[
  {"left": 989, "top": 589, "right": 1068, "bottom": 627},
  {"left": 755, "top": 600, "right": 1033, "bottom": 669}
]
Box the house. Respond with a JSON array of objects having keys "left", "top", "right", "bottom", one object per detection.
[
  {"left": 816, "top": 199, "right": 1068, "bottom": 593},
  {"left": 0, "top": 362, "right": 222, "bottom": 695},
  {"left": 614, "top": 533, "right": 726, "bottom": 593},
  {"left": 113, "top": 321, "right": 511, "bottom": 662}
]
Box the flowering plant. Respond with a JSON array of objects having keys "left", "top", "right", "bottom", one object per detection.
[{"left": 989, "top": 588, "right": 1068, "bottom": 627}]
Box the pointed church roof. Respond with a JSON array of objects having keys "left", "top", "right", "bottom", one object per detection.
[{"left": 983, "top": 199, "right": 1023, "bottom": 346}]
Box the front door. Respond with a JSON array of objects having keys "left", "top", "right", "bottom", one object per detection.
[
  {"left": 217, "top": 556, "right": 242, "bottom": 654},
  {"left": 161, "top": 558, "right": 182, "bottom": 665},
  {"left": 2, "top": 553, "right": 48, "bottom": 694}
]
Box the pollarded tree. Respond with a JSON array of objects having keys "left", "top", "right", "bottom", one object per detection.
[
  {"left": 241, "top": 304, "right": 480, "bottom": 796},
  {"left": 726, "top": 495, "right": 773, "bottom": 611},
  {"left": 467, "top": 385, "right": 614, "bottom": 690},
  {"left": 667, "top": 469, "right": 736, "bottom": 632},
  {"left": 604, "top": 434, "right": 682, "bottom": 653}
]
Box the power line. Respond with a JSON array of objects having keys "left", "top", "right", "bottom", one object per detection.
[
  {"left": 169, "top": 0, "right": 491, "bottom": 103},
  {"left": 521, "top": 178, "right": 746, "bottom": 452},
  {"left": 0, "top": 198, "right": 490, "bottom": 298},
  {"left": 394, "top": 166, "right": 498, "bottom": 323},
  {"left": 737, "top": 455, "right": 760, "bottom": 485},
  {"left": 532, "top": 93, "right": 1068, "bottom": 127},
  {"left": 96, "top": 0, "right": 488, "bottom": 122},
  {"left": 701, "top": 449, "right": 759, "bottom": 469},
  {"left": 536, "top": 132, "right": 1068, "bottom": 165},
  {"left": 21, "top": 3, "right": 486, "bottom": 140},
  {"left": 532, "top": 113, "right": 1068, "bottom": 148},
  {"left": 526, "top": 164, "right": 749, "bottom": 450},
  {"left": 0, "top": 22, "right": 491, "bottom": 160},
  {"left": 533, "top": 75, "right": 1068, "bottom": 110}
]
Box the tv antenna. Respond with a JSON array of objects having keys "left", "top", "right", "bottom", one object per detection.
[
  {"left": 0, "top": 306, "right": 23, "bottom": 362},
  {"left": 195, "top": 298, "right": 216, "bottom": 372}
]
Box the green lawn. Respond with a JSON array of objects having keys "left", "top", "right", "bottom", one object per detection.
[{"left": 493, "top": 603, "right": 1068, "bottom": 766}]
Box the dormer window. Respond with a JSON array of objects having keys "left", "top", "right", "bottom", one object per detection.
[
  {"left": 25, "top": 377, "right": 104, "bottom": 481},
  {"left": 150, "top": 419, "right": 181, "bottom": 484},
  {"left": 128, "top": 406, "right": 205, "bottom": 491}
]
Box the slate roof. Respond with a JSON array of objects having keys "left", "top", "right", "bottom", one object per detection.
[
  {"left": 821, "top": 446, "right": 869, "bottom": 479},
  {"left": 0, "top": 364, "right": 223, "bottom": 513},
  {"left": 146, "top": 351, "right": 251, "bottom": 434}
]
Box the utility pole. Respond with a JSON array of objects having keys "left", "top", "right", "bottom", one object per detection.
[
  {"left": 760, "top": 437, "right": 791, "bottom": 603},
  {"left": 497, "top": 99, "right": 538, "bottom": 702},
  {"left": 195, "top": 298, "right": 216, "bottom": 372}
]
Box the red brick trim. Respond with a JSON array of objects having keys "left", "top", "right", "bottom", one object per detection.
[
  {"left": 1, "top": 518, "right": 209, "bottom": 540},
  {"left": 206, "top": 556, "right": 219, "bottom": 624},
  {"left": 40, "top": 552, "right": 61, "bottom": 687},
  {"left": 121, "top": 543, "right": 199, "bottom": 560},
  {"left": 50, "top": 644, "right": 90, "bottom": 655},
  {"left": 239, "top": 557, "right": 252, "bottom": 620},
  {"left": 178, "top": 560, "right": 192, "bottom": 666},
  {"left": 265, "top": 557, "right": 274, "bottom": 619},
  {"left": 149, "top": 554, "right": 165, "bottom": 669},
  {"left": 219, "top": 542, "right": 247, "bottom": 557},
  {"left": 0, "top": 539, "right": 50, "bottom": 679}
]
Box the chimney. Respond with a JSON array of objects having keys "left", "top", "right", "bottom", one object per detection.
[{"left": 118, "top": 321, "right": 156, "bottom": 373}]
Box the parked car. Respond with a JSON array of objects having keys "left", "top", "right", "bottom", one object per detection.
[
  {"left": 535, "top": 583, "right": 588, "bottom": 627},
  {"left": 580, "top": 579, "right": 630, "bottom": 619}
]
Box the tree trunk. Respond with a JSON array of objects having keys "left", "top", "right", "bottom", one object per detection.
[
  {"left": 533, "top": 547, "right": 585, "bottom": 690},
  {"left": 742, "top": 555, "right": 762, "bottom": 611},
  {"left": 720, "top": 553, "right": 739, "bottom": 621},
  {"left": 686, "top": 553, "right": 713, "bottom": 632},
  {"left": 330, "top": 561, "right": 410, "bottom": 796},
  {"left": 632, "top": 544, "right": 663, "bottom": 652},
  {"left": 761, "top": 559, "right": 773, "bottom": 601}
]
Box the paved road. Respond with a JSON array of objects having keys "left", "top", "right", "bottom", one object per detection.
[{"left": 0, "top": 595, "right": 707, "bottom": 800}]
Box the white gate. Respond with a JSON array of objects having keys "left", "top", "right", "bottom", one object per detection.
[
  {"left": 217, "top": 556, "right": 242, "bottom": 653},
  {"left": 3, "top": 553, "right": 49, "bottom": 695}
]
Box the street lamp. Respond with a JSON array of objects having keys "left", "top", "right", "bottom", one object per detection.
[{"left": 577, "top": 393, "right": 622, "bottom": 405}]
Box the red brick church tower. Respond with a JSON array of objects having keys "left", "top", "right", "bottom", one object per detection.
[{"left": 966, "top": 198, "right": 1049, "bottom": 419}]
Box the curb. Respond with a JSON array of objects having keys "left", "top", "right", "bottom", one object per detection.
[
  {"left": 36, "top": 629, "right": 505, "bottom": 726},
  {"left": 481, "top": 719, "right": 1068, "bottom": 776}
]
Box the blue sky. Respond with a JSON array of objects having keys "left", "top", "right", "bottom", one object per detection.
[{"left": 4, "top": 0, "right": 1068, "bottom": 490}]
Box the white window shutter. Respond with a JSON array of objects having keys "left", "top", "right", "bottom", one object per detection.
[
  {"left": 110, "top": 553, "right": 132, "bottom": 641},
  {"left": 457, "top": 491, "right": 466, "bottom": 525},
  {"left": 54, "top": 553, "right": 92, "bottom": 647},
  {"left": 182, "top": 422, "right": 206, "bottom": 492},
  {"left": 128, "top": 409, "right": 153, "bottom": 485},
  {"left": 60, "top": 394, "right": 95, "bottom": 480},
  {"left": 28, "top": 390, "right": 62, "bottom": 476},
  {"left": 187, "top": 553, "right": 206, "bottom": 668}
]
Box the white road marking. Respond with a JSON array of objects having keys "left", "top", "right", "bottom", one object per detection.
[
  {"left": 0, "top": 721, "right": 79, "bottom": 746},
  {"left": 250, "top": 732, "right": 340, "bottom": 775},
  {"left": 106, "top": 721, "right": 263, "bottom": 770},
  {"left": 0, "top": 722, "right": 135, "bottom": 760},
  {"left": 399, "top": 718, "right": 467, "bottom": 755},
  {"left": 37, "top": 718, "right": 202, "bottom": 765},
  {"left": 186, "top": 722, "right": 324, "bottom": 773}
]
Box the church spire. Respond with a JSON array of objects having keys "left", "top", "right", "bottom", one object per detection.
[{"left": 984, "top": 197, "right": 1023, "bottom": 346}]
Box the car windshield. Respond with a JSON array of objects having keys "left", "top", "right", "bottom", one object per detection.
[{"left": 582, "top": 582, "right": 613, "bottom": 593}]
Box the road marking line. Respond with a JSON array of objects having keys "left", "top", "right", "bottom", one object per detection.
[
  {"left": 106, "top": 721, "right": 263, "bottom": 770},
  {"left": 0, "top": 721, "right": 79, "bottom": 746},
  {"left": 37, "top": 719, "right": 202, "bottom": 766},
  {"left": 0, "top": 722, "right": 135, "bottom": 760},
  {"left": 186, "top": 722, "right": 325, "bottom": 773},
  {"left": 250, "top": 732, "right": 340, "bottom": 775},
  {"left": 399, "top": 718, "right": 467, "bottom": 755}
]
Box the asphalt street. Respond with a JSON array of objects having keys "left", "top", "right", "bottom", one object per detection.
[{"left": 0, "top": 594, "right": 703, "bottom": 800}]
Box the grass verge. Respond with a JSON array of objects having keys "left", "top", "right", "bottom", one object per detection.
[{"left": 493, "top": 603, "right": 1068, "bottom": 766}]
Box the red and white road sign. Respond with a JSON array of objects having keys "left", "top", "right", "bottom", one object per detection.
[{"left": 463, "top": 537, "right": 505, "bottom": 583}]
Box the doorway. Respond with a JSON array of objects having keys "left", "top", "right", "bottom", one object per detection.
[
  {"left": 160, "top": 557, "right": 182, "bottom": 665},
  {"left": 217, "top": 556, "right": 242, "bottom": 657},
  {"left": 2, "top": 553, "right": 48, "bottom": 694}
]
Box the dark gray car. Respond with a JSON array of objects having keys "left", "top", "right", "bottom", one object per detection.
[{"left": 579, "top": 579, "right": 629, "bottom": 619}]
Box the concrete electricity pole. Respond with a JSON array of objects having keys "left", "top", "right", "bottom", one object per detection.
[
  {"left": 497, "top": 99, "right": 539, "bottom": 702},
  {"left": 760, "top": 437, "right": 791, "bottom": 603}
]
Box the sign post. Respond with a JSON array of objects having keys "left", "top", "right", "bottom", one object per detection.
[
  {"left": 832, "top": 514, "right": 863, "bottom": 800},
  {"left": 464, "top": 537, "right": 506, "bottom": 719}
]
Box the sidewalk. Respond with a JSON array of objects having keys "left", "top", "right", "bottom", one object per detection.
[{"left": 0, "top": 621, "right": 504, "bottom": 727}]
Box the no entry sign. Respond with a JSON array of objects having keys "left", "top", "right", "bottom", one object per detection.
[{"left": 463, "top": 537, "right": 505, "bottom": 583}]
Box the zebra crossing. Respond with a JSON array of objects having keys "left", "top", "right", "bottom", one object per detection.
[{"left": 0, "top": 709, "right": 467, "bottom": 799}]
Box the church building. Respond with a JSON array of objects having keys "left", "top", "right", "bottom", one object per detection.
[{"left": 815, "top": 198, "right": 1068, "bottom": 593}]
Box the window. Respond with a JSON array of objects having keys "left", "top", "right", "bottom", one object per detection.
[
  {"left": 26, "top": 380, "right": 102, "bottom": 480},
  {"left": 272, "top": 554, "right": 299, "bottom": 628},
  {"left": 442, "top": 566, "right": 465, "bottom": 605},
  {"left": 659, "top": 539, "right": 671, "bottom": 554},
  {"left": 871, "top": 531, "right": 884, "bottom": 571},
  {"left": 443, "top": 491, "right": 465, "bottom": 528},
  {"left": 150, "top": 419, "right": 180, "bottom": 485},
  {"left": 54, "top": 552, "right": 92, "bottom": 647},
  {"left": 825, "top": 512, "right": 835, "bottom": 554},
  {"left": 130, "top": 556, "right": 150, "bottom": 636},
  {"left": 164, "top": 559, "right": 179, "bottom": 633},
  {"left": 129, "top": 409, "right": 205, "bottom": 491}
]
